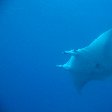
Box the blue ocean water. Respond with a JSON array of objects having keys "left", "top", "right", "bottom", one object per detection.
[{"left": 0, "top": 0, "right": 112, "bottom": 112}]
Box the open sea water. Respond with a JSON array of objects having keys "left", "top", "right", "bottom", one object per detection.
[{"left": 0, "top": 0, "right": 112, "bottom": 112}]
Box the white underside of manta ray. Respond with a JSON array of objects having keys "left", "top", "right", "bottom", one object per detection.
[{"left": 57, "top": 28, "right": 112, "bottom": 91}]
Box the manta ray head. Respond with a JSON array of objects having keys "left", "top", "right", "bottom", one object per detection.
[{"left": 57, "top": 29, "right": 112, "bottom": 92}]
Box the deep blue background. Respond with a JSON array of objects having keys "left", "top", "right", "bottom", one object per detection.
[{"left": 0, "top": 0, "right": 112, "bottom": 112}]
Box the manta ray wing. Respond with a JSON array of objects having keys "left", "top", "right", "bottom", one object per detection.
[
  {"left": 87, "top": 28, "right": 112, "bottom": 58},
  {"left": 57, "top": 29, "right": 112, "bottom": 91}
]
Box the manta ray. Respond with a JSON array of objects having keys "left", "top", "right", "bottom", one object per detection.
[{"left": 57, "top": 28, "right": 112, "bottom": 91}]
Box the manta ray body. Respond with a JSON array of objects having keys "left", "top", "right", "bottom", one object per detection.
[{"left": 57, "top": 29, "right": 112, "bottom": 91}]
